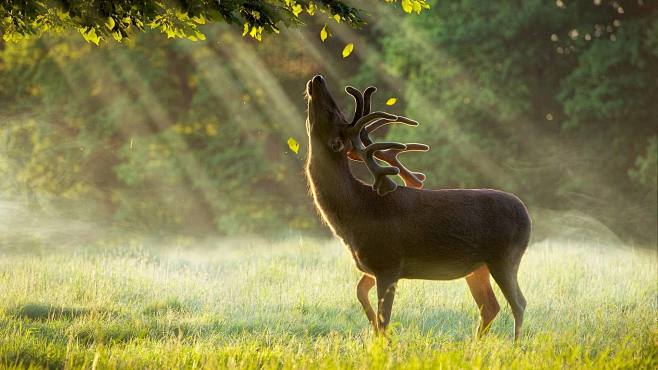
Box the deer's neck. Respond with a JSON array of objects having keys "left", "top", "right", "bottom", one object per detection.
[{"left": 305, "top": 143, "right": 366, "bottom": 236}]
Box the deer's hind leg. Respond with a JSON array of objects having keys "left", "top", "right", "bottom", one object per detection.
[
  {"left": 356, "top": 274, "right": 377, "bottom": 330},
  {"left": 465, "top": 264, "right": 500, "bottom": 338},
  {"left": 488, "top": 260, "right": 526, "bottom": 341}
]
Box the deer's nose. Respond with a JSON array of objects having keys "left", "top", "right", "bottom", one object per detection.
[{"left": 312, "top": 75, "right": 325, "bottom": 85}]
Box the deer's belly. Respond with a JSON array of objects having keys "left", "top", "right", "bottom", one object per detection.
[{"left": 400, "top": 258, "right": 479, "bottom": 280}]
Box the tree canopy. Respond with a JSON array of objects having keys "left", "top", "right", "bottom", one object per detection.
[{"left": 0, "top": 0, "right": 429, "bottom": 44}]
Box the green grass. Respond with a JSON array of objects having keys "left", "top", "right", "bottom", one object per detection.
[{"left": 0, "top": 238, "right": 656, "bottom": 369}]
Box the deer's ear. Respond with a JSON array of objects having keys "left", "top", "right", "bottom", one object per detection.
[{"left": 329, "top": 137, "right": 344, "bottom": 152}]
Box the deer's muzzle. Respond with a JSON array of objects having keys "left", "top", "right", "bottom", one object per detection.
[{"left": 308, "top": 75, "right": 331, "bottom": 99}]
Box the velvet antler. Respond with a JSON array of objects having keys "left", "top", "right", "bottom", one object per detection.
[{"left": 344, "top": 86, "right": 429, "bottom": 195}]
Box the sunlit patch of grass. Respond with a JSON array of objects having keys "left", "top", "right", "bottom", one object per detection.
[{"left": 0, "top": 239, "right": 655, "bottom": 369}]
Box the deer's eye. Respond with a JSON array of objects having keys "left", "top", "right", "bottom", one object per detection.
[{"left": 329, "top": 137, "right": 344, "bottom": 152}]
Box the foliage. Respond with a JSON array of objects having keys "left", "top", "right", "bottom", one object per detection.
[
  {"left": 629, "top": 136, "right": 657, "bottom": 189},
  {"left": 0, "top": 239, "right": 655, "bottom": 368},
  {"left": 0, "top": 0, "right": 429, "bottom": 44}
]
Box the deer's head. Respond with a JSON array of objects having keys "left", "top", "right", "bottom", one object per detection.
[
  {"left": 306, "top": 75, "right": 429, "bottom": 196},
  {"left": 306, "top": 75, "right": 350, "bottom": 156}
]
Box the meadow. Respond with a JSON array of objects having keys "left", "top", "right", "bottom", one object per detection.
[{"left": 0, "top": 238, "right": 656, "bottom": 369}]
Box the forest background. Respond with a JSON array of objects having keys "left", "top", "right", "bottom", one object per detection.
[{"left": 1, "top": 0, "right": 656, "bottom": 248}]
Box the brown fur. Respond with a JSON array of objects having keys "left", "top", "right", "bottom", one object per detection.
[{"left": 305, "top": 76, "right": 531, "bottom": 340}]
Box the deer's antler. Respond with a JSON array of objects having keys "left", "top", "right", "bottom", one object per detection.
[
  {"left": 346, "top": 86, "right": 364, "bottom": 126},
  {"left": 344, "top": 86, "right": 429, "bottom": 195}
]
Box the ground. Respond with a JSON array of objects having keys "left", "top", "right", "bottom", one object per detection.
[{"left": 0, "top": 238, "right": 656, "bottom": 369}]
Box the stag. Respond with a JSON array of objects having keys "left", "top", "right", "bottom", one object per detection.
[{"left": 304, "top": 75, "right": 531, "bottom": 340}]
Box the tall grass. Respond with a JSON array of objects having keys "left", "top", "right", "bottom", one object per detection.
[{"left": 0, "top": 238, "right": 656, "bottom": 369}]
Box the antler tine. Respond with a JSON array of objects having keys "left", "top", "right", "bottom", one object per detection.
[
  {"left": 366, "top": 116, "right": 418, "bottom": 135},
  {"left": 365, "top": 142, "right": 406, "bottom": 155},
  {"left": 345, "top": 86, "right": 364, "bottom": 126},
  {"left": 373, "top": 143, "right": 430, "bottom": 189},
  {"left": 401, "top": 143, "right": 430, "bottom": 151},
  {"left": 348, "top": 111, "right": 397, "bottom": 137},
  {"left": 363, "top": 86, "right": 376, "bottom": 115},
  {"left": 359, "top": 87, "right": 378, "bottom": 144}
]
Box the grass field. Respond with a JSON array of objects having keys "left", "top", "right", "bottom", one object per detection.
[{"left": 0, "top": 238, "right": 656, "bottom": 369}]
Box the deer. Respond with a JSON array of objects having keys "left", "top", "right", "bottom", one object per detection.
[{"left": 304, "top": 75, "right": 531, "bottom": 340}]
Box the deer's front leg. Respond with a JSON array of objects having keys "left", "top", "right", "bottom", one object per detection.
[
  {"left": 375, "top": 274, "right": 398, "bottom": 335},
  {"left": 356, "top": 274, "right": 377, "bottom": 330}
]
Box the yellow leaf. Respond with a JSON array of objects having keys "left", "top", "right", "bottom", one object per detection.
[
  {"left": 79, "top": 27, "right": 100, "bottom": 45},
  {"left": 320, "top": 24, "right": 328, "bottom": 42},
  {"left": 242, "top": 23, "right": 249, "bottom": 36},
  {"left": 386, "top": 98, "right": 397, "bottom": 106},
  {"left": 192, "top": 14, "right": 206, "bottom": 24},
  {"left": 292, "top": 4, "right": 303, "bottom": 17},
  {"left": 401, "top": 0, "right": 413, "bottom": 13},
  {"left": 105, "top": 17, "right": 115, "bottom": 30},
  {"left": 287, "top": 137, "right": 300, "bottom": 154},
  {"left": 342, "top": 43, "right": 354, "bottom": 58},
  {"left": 194, "top": 30, "right": 206, "bottom": 41},
  {"left": 333, "top": 14, "right": 341, "bottom": 23},
  {"left": 249, "top": 26, "right": 263, "bottom": 41},
  {"left": 307, "top": 2, "right": 316, "bottom": 15}
]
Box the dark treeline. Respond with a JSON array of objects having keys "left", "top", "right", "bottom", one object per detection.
[{"left": 0, "top": 0, "right": 656, "bottom": 245}]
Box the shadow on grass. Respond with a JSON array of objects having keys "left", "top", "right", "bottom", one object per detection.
[
  {"left": 193, "top": 305, "right": 480, "bottom": 342},
  {"left": 5, "top": 301, "right": 486, "bottom": 346},
  {"left": 8, "top": 303, "right": 90, "bottom": 321},
  {"left": 142, "top": 298, "right": 186, "bottom": 316}
]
